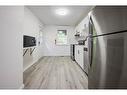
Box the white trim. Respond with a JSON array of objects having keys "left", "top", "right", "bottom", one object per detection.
[
  {"left": 23, "top": 57, "right": 43, "bottom": 72},
  {"left": 23, "top": 46, "right": 36, "bottom": 49},
  {"left": 19, "top": 84, "right": 24, "bottom": 89},
  {"left": 23, "top": 60, "right": 37, "bottom": 72}
]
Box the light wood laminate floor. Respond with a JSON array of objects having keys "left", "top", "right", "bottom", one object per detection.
[{"left": 23, "top": 56, "right": 88, "bottom": 89}]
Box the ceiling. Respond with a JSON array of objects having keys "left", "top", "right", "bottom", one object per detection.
[{"left": 27, "top": 6, "right": 94, "bottom": 26}]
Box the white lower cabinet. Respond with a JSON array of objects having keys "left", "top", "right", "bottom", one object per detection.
[
  {"left": 75, "top": 45, "right": 84, "bottom": 69},
  {"left": 75, "top": 45, "right": 89, "bottom": 74}
]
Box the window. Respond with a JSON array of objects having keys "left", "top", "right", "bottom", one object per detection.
[{"left": 56, "top": 30, "right": 67, "bottom": 45}]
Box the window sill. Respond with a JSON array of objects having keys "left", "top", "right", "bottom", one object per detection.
[{"left": 55, "top": 44, "right": 70, "bottom": 46}]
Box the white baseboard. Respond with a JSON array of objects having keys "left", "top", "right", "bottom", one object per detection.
[
  {"left": 23, "top": 57, "right": 44, "bottom": 72},
  {"left": 23, "top": 61, "right": 36, "bottom": 72},
  {"left": 19, "top": 84, "right": 24, "bottom": 89}
]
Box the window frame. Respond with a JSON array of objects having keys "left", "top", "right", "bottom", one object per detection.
[{"left": 56, "top": 30, "right": 68, "bottom": 45}]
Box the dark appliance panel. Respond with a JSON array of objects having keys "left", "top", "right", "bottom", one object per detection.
[
  {"left": 23, "top": 35, "right": 36, "bottom": 48},
  {"left": 70, "top": 44, "right": 75, "bottom": 61}
]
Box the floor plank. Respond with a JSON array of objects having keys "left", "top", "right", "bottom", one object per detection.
[{"left": 23, "top": 56, "right": 88, "bottom": 89}]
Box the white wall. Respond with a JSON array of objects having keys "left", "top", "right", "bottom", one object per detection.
[
  {"left": 42, "top": 25, "right": 75, "bottom": 56},
  {"left": 0, "top": 6, "right": 24, "bottom": 89},
  {"left": 23, "top": 7, "right": 44, "bottom": 71}
]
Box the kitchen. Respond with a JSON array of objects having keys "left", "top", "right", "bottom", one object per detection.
[
  {"left": 1, "top": 6, "right": 127, "bottom": 89},
  {"left": 22, "top": 6, "right": 127, "bottom": 89},
  {"left": 23, "top": 6, "right": 92, "bottom": 89}
]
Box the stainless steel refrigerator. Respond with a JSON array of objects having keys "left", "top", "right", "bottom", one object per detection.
[{"left": 88, "top": 18, "right": 127, "bottom": 89}]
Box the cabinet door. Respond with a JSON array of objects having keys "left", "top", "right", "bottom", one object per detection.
[
  {"left": 75, "top": 46, "right": 84, "bottom": 69},
  {"left": 75, "top": 46, "right": 85, "bottom": 70},
  {"left": 78, "top": 46, "right": 84, "bottom": 69}
]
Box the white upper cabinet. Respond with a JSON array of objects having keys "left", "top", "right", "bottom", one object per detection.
[{"left": 74, "top": 16, "right": 89, "bottom": 39}]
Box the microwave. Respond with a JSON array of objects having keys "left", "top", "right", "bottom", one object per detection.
[{"left": 23, "top": 35, "right": 36, "bottom": 48}]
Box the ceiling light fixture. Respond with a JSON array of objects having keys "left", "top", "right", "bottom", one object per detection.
[{"left": 55, "top": 8, "right": 69, "bottom": 16}]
